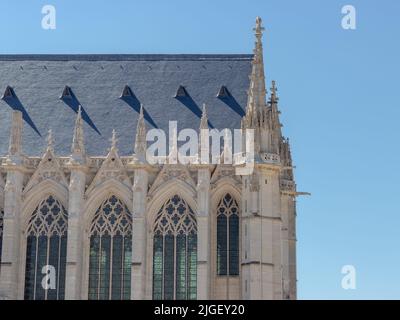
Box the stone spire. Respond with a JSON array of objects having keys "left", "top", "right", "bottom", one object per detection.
[
  {"left": 46, "top": 129, "right": 54, "bottom": 152},
  {"left": 269, "top": 81, "right": 280, "bottom": 118},
  {"left": 268, "top": 80, "right": 283, "bottom": 144},
  {"left": 71, "top": 105, "right": 86, "bottom": 161},
  {"left": 199, "top": 104, "right": 209, "bottom": 164},
  {"left": 110, "top": 129, "right": 118, "bottom": 151},
  {"left": 242, "top": 17, "right": 268, "bottom": 155},
  {"left": 200, "top": 103, "right": 208, "bottom": 130},
  {"left": 134, "top": 104, "right": 146, "bottom": 160},
  {"left": 8, "top": 110, "right": 23, "bottom": 156},
  {"left": 168, "top": 126, "right": 178, "bottom": 164},
  {"left": 244, "top": 16, "right": 267, "bottom": 127},
  {"left": 222, "top": 129, "right": 232, "bottom": 164},
  {"left": 280, "top": 138, "right": 293, "bottom": 180}
]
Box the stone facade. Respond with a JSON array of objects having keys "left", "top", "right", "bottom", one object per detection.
[{"left": 0, "top": 17, "right": 300, "bottom": 300}]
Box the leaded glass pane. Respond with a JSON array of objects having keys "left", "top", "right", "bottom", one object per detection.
[
  {"left": 24, "top": 196, "right": 68, "bottom": 300},
  {"left": 152, "top": 195, "right": 197, "bottom": 300},
  {"left": 24, "top": 236, "right": 37, "bottom": 300},
  {"left": 217, "top": 215, "right": 227, "bottom": 275},
  {"left": 34, "top": 235, "right": 48, "bottom": 300},
  {"left": 187, "top": 234, "right": 197, "bottom": 300},
  {"left": 229, "top": 214, "right": 239, "bottom": 276},
  {"left": 152, "top": 234, "right": 163, "bottom": 300},
  {"left": 99, "top": 235, "right": 111, "bottom": 300},
  {"left": 58, "top": 235, "right": 67, "bottom": 300},
  {"left": 163, "top": 234, "right": 174, "bottom": 300},
  {"left": 88, "top": 195, "right": 132, "bottom": 300},
  {"left": 122, "top": 236, "right": 132, "bottom": 300},
  {"left": 47, "top": 235, "right": 60, "bottom": 300},
  {"left": 175, "top": 234, "right": 186, "bottom": 300},
  {"left": 88, "top": 235, "right": 100, "bottom": 300},
  {"left": 111, "top": 235, "right": 123, "bottom": 300}
]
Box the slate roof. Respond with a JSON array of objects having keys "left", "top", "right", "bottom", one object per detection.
[{"left": 0, "top": 54, "right": 252, "bottom": 156}]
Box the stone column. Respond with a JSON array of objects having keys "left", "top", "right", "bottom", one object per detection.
[
  {"left": 131, "top": 167, "right": 148, "bottom": 300},
  {"left": 65, "top": 167, "right": 86, "bottom": 299},
  {"left": 0, "top": 110, "right": 25, "bottom": 300},
  {"left": 280, "top": 193, "right": 290, "bottom": 300},
  {"left": 241, "top": 166, "right": 281, "bottom": 300},
  {"left": 241, "top": 172, "right": 265, "bottom": 300},
  {"left": 280, "top": 183, "right": 297, "bottom": 300},
  {"left": 0, "top": 167, "right": 24, "bottom": 299},
  {"left": 259, "top": 167, "right": 282, "bottom": 300},
  {"left": 288, "top": 197, "right": 297, "bottom": 299},
  {"left": 196, "top": 167, "right": 210, "bottom": 299}
]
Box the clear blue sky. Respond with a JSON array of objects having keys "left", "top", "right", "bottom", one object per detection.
[{"left": 1, "top": 0, "right": 399, "bottom": 299}]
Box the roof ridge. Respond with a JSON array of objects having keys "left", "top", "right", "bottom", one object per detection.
[{"left": 0, "top": 54, "right": 253, "bottom": 62}]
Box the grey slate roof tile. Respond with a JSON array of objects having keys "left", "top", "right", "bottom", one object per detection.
[{"left": 0, "top": 54, "right": 252, "bottom": 156}]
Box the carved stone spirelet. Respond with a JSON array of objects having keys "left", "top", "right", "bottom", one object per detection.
[{"left": 8, "top": 111, "right": 22, "bottom": 156}]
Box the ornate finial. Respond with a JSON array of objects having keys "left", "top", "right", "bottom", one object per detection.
[
  {"left": 270, "top": 80, "right": 279, "bottom": 103},
  {"left": 46, "top": 129, "right": 54, "bottom": 151},
  {"left": 271, "top": 80, "right": 277, "bottom": 94},
  {"left": 202, "top": 103, "right": 207, "bottom": 118},
  {"left": 139, "top": 103, "right": 144, "bottom": 117},
  {"left": 200, "top": 103, "right": 208, "bottom": 129},
  {"left": 254, "top": 16, "right": 265, "bottom": 38},
  {"left": 168, "top": 125, "right": 178, "bottom": 164},
  {"left": 110, "top": 129, "right": 118, "bottom": 150},
  {"left": 223, "top": 129, "right": 232, "bottom": 164},
  {"left": 244, "top": 16, "right": 266, "bottom": 125},
  {"left": 71, "top": 105, "right": 86, "bottom": 161},
  {"left": 134, "top": 104, "right": 146, "bottom": 158},
  {"left": 8, "top": 110, "right": 23, "bottom": 156},
  {"left": 252, "top": 16, "right": 265, "bottom": 64}
]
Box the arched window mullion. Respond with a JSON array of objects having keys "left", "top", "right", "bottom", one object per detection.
[
  {"left": 88, "top": 195, "right": 132, "bottom": 300},
  {"left": 24, "top": 196, "right": 68, "bottom": 300},
  {"left": 120, "top": 235, "right": 125, "bottom": 300},
  {"left": 56, "top": 235, "right": 61, "bottom": 300},
  {"left": 216, "top": 193, "right": 239, "bottom": 277},
  {"left": 153, "top": 195, "right": 197, "bottom": 300},
  {"left": 33, "top": 236, "right": 39, "bottom": 299}
]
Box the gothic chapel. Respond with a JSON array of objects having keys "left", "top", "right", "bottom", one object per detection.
[{"left": 0, "top": 17, "right": 300, "bottom": 300}]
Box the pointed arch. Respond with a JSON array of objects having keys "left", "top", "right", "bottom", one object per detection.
[
  {"left": 87, "top": 195, "right": 133, "bottom": 300},
  {"left": 151, "top": 194, "right": 197, "bottom": 300},
  {"left": 21, "top": 179, "right": 69, "bottom": 230},
  {"left": 82, "top": 178, "right": 133, "bottom": 299},
  {"left": 23, "top": 195, "right": 68, "bottom": 300},
  {"left": 210, "top": 177, "right": 241, "bottom": 208},
  {"left": 147, "top": 179, "right": 197, "bottom": 229},
  {"left": 215, "top": 193, "right": 240, "bottom": 276},
  {"left": 83, "top": 179, "right": 133, "bottom": 231},
  {"left": 210, "top": 178, "right": 242, "bottom": 299}
]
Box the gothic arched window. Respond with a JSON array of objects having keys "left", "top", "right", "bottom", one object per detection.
[
  {"left": 216, "top": 193, "right": 239, "bottom": 276},
  {"left": 24, "top": 196, "right": 68, "bottom": 300},
  {"left": 0, "top": 208, "right": 4, "bottom": 267},
  {"left": 153, "top": 195, "right": 197, "bottom": 300},
  {"left": 88, "top": 195, "right": 132, "bottom": 300}
]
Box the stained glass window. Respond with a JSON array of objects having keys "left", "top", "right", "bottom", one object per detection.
[
  {"left": 152, "top": 195, "right": 197, "bottom": 300},
  {"left": 217, "top": 193, "right": 239, "bottom": 276},
  {"left": 88, "top": 195, "right": 132, "bottom": 300},
  {"left": 24, "top": 196, "right": 68, "bottom": 300}
]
